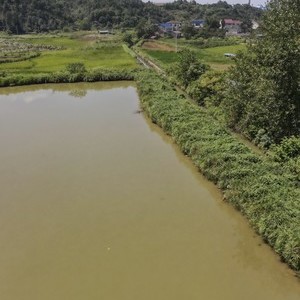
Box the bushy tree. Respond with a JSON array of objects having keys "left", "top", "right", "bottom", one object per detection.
[
  {"left": 170, "top": 48, "right": 209, "bottom": 87},
  {"left": 223, "top": 0, "right": 300, "bottom": 143},
  {"left": 181, "top": 22, "right": 196, "bottom": 40},
  {"left": 136, "top": 19, "right": 158, "bottom": 39},
  {"left": 123, "top": 32, "right": 134, "bottom": 47},
  {"left": 187, "top": 70, "right": 225, "bottom": 106}
]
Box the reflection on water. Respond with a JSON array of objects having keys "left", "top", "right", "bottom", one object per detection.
[
  {"left": 69, "top": 89, "right": 87, "bottom": 98},
  {"left": 0, "top": 82, "right": 299, "bottom": 300},
  {"left": 0, "top": 81, "right": 134, "bottom": 96}
]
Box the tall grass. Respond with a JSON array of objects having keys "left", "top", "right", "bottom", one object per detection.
[
  {"left": 0, "top": 68, "right": 136, "bottom": 87},
  {"left": 136, "top": 70, "right": 300, "bottom": 272}
]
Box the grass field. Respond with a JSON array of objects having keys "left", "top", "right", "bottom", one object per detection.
[
  {"left": 142, "top": 50, "right": 179, "bottom": 66},
  {"left": 198, "top": 44, "right": 246, "bottom": 68},
  {"left": 0, "top": 32, "right": 137, "bottom": 76},
  {"left": 141, "top": 41, "right": 246, "bottom": 70}
]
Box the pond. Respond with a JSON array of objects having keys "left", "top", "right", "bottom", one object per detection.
[{"left": 0, "top": 82, "right": 299, "bottom": 300}]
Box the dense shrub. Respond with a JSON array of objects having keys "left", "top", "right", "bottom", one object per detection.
[
  {"left": 271, "top": 136, "right": 300, "bottom": 162},
  {"left": 66, "top": 62, "right": 87, "bottom": 74},
  {"left": 136, "top": 70, "right": 300, "bottom": 271},
  {"left": 186, "top": 70, "right": 225, "bottom": 106}
]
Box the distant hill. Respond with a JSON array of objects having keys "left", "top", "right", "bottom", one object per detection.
[{"left": 0, "top": 0, "right": 263, "bottom": 34}]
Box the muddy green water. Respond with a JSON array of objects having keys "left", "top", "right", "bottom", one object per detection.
[{"left": 0, "top": 82, "right": 299, "bottom": 300}]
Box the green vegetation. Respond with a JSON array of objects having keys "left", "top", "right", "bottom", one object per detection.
[
  {"left": 271, "top": 137, "right": 300, "bottom": 163},
  {"left": 0, "top": 68, "right": 135, "bottom": 87},
  {"left": 142, "top": 50, "right": 178, "bottom": 67},
  {"left": 0, "top": 33, "right": 138, "bottom": 85},
  {"left": 140, "top": 0, "right": 299, "bottom": 146},
  {"left": 168, "top": 48, "right": 209, "bottom": 88},
  {"left": 160, "top": 36, "right": 242, "bottom": 49},
  {"left": 0, "top": 0, "right": 262, "bottom": 34},
  {"left": 197, "top": 44, "right": 245, "bottom": 68},
  {"left": 0, "top": 36, "right": 62, "bottom": 63},
  {"left": 136, "top": 70, "right": 300, "bottom": 272},
  {"left": 1, "top": 47, "right": 135, "bottom": 74},
  {"left": 187, "top": 70, "right": 225, "bottom": 107},
  {"left": 143, "top": 49, "right": 178, "bottom": 67},
  {"left": 141, "top": 41, "right": 245, "bottom": 70},
  {"left": 223, "top": 0, "right": 300, "bottom": 143},
  {"left": 0, "top": 34, "right": 137, "bottom": 77}
]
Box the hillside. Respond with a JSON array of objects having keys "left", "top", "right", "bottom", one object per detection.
[{"left": 0, "top": 0, "right": 262, "bottom": 34}]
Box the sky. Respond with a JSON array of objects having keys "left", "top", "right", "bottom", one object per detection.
[{"left": 147, "top": 0, "right": 266, "bottom": 6}]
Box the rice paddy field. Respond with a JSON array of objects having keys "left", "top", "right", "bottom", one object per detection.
[
  {"left": 0, "top": 32, "right": 137, "bottom": 76},
  {"left": 141, "top": 40, "right": 246, "bottom": 70}
]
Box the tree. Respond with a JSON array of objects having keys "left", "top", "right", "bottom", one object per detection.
[
  {"left": 223, "top": 0, "right": 300, "bottom": 143},
  {"left": 0, "top": 0, "right": 263, "bottom": 34},
  {"left": 206, "top": 17, "right": 220, "bottom": 30},
  {"left": 170, "top": 48, "right": 209, "bottom": 87},
  {"left": 240, "top": 17, "right": 252, "bottom": 33},
  {"left": 123, "top": 32, "right": 134, "bottom": 47},
  {"left": 187, "top": 70, "right": 225, "bottom": 106},
  {"left": 181, "top": 22, "right": 196, "bottom": 40},
  {"left": 136, "top": 19, "right": 158, "bottom": 39}
]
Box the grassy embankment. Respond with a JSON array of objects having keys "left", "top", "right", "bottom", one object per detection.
[
  {"left": 136, "top": 70, "right": 300, "bottom": 273},
  {"left": 0, "top": 32, "right": 138, "bottom": 86},
  {"left": 139, "top": 39, "right": 246, "bottom": 71}
]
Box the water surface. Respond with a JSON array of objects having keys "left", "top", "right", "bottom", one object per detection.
[{"left": 0, "top": 82, "right": 299, "bottom": 300}]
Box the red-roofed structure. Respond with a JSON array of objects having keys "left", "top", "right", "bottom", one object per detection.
[
  {"left": 220, "top": 19, "right": 242, "bottom": 35},
  {"left": 223, "top": 19, "right": 242, "bottom": 26}
]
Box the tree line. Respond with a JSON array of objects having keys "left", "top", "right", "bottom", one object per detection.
[
  {"left": 0, "top": 0, "right": 262, "bottom": 34},
  {"left": 170, "top": 0, "right": 299, "bottom": 146}
]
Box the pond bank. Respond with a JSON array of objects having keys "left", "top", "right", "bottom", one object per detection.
[
  {"left": 136, "top": 70, "right": 300, "bottom": 273},
  {"left": 0, "top": 68, "right": 136, "bottom": 87}
]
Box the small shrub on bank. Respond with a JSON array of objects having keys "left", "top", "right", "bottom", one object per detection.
[{"left": 66, "top": 62, "right": 86, "bottom": 74}]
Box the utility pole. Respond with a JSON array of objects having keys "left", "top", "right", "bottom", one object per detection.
[{"left": 248, "top": 0, "right": 251, "bottom": 5}]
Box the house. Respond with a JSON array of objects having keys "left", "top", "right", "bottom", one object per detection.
[
  {"left": 159, "top": 21, "right": 181, "bottom": 33},
  {"left": 159, "top": 22, "right": 174, "bottom": 32},
  {"left": 220, "top": 19, "right": 242, "bottom": 34},
  {"left": 192, "top": 19, "right": 205, "bottom": 29}
]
